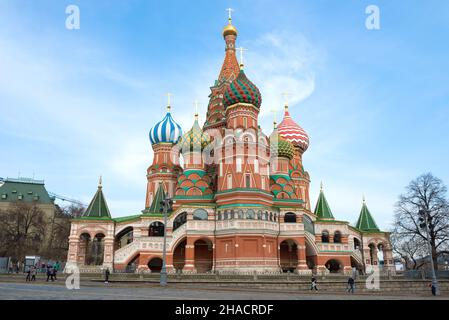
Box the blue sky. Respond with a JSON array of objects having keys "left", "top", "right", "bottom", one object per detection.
[{"left": 1, "top": 0, "right": 448, "bottom": 229}]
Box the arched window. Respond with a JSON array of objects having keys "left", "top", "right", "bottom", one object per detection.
[
  {"left": 238, "top": 210, "right": 244, "bottom": 219},
  {"left": 149, "top": 222, "right": 164, "bottom": 237},
  {"left": 230, "top": 210, "right": 235, "bottom": 219},
  {"left": 264, "top": 211, "right": 268, "bottom": 220},
  {"left": 193, "top": 209, "right": 208, "bottom": 221},
  {"left": 321, "top": 231, "right": 330, "bottom": 243},
  {"left": 217, "top": 211, "right": 222, "bottom": 221},
  {"left": 173, "top": 212, "right": 187, "bottom": 231},
  {"left": 224, "top": 210, "right": 229, "bottom": 220},
  {"left": 257, "top": 210, "right": 262, "bottom": 220},
  {"left": 303, "top": 215, "right": 315, "bottom": 234},
  {"left": 284, "top": 212, "right": 297, "bottom": 223},
  {"left": 354, "top": 238, "right": 361, "bottom": 250},
  {"left": 246, "top": 209, "right": 255, "bottom": 219},
  {"left": 269, "top": 213, "right": 273, "bottom": 221},
  {"left": 115, "top": 227, "right": 133, "bottom": 249},
  {"left": 333, "top": 231, "right": 342, "bottom": 243}
]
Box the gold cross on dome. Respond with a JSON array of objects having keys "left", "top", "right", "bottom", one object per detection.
[
  {"left": 166, "top": 92, "right": 173, "bottom": 111},
  {"left": 270, "top": 109, "right": 278, "bottom": 128},
  {"left": 236, "top": 47, "right": 248, "bottom": 66},
  {"left": 226, "top": 8, "right": 234, "bottom": 20},
  {"left": 281, "top": 92, "right": 290, "bottom": 107},
  {"left": 193, "top": 100, "right": 200, "bottom": 119}
]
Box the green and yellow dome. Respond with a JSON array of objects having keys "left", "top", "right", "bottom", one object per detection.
[
  {"left": 270, "top": 134, "right": 295, "bottom": 160},
  {"left": 178, "top": 116, "right": 210, "bottom": 153}
]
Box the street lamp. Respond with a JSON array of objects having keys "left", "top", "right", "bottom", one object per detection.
[
  {"left": 418, "top": 209, "right": 439, "bottom": 295},
  {"left": 159, "top": 194, "right": 173, "bottom": 287}
]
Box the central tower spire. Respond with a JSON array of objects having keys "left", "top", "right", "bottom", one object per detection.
[{"left": 204, "top": 9, "right": 241, "bottom": 132}]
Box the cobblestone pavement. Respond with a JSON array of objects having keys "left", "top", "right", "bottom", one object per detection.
[{"left": 0, "top": 280, "right": 447, "bottom": 300}]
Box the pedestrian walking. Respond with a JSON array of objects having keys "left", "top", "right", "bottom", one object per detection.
[
  {"left": 104, "top": 268, "right": 110, "bottom": 284},
  {"left": 46, "top": 265, "right": 54, "bottom": 282},
  {"left": 347, "top": 277, "right": 355, "bottom": 294},
  {"left": 310, "top": 276, "right": 318, "bottom": 291},
  {"left": 30, "top": 266, "right": 37, "bottom": 281},
  {"left": 52, "top": 264, "right": 58, "bottom": 281},
  {"left": 25, "top": 268, "right": 31, "bottom": 281},
  {"left": 430, "top": 283, "right": 437, "bottom": 296}
]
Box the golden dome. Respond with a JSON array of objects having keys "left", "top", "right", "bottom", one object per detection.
[{"left": 222, "top": 19, "right": 237, "bottom": 37}]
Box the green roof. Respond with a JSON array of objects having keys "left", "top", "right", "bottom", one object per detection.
[
  {"left": 146, "top": 183, "right": 167, "bottom": 214},
  {"left": 82, "top": 182, "right": 111, "bottom": 219},
  {"left": 355, "top": 200, "right": 380, "bottom": 232},
  {"left": 0, "top": 178, "right": 54, "bottom": 204},
  {"left": 314, "top": 187, "right": 334, "bottom": 219}
]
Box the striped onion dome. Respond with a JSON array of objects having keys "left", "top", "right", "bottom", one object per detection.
[
  {"left": 149, "top": 108, "right": 182, "bottom": 145},
  {"left": 277, "top": 106, "right": 309, "bottom": 152},
  {"left": 223, "top": 69, "right": 262, "bottom": 109}
]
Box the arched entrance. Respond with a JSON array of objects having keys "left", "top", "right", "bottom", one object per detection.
[
  {"left": 325, "top": 259, "right": 343, "bottom": 273},
  {"left": 79, "top": 233, "right": 91, "bottom": 265},
  {"left": 350, "top": 256, "right": 363, "bottom": 275},
  {"left": 126, "top": 254, "right": 139, "bottom": 273},
  {"left": 194, "top": 239, "right": 213, "bottom": 273},
  {"left": 173, "top": 239, "right": 186, "bottom": 271},
  {"left": 148, "top": 257, "right": 163, "bottom": 273},
  {"left": 305, "top": 240, "right": 317, "bottom": 271},
  {"left": 280, "top": 240, "right": 298, "bottom": 272},
  {"left": 85, "top": 233, "right": 105, "bottom": 266}
]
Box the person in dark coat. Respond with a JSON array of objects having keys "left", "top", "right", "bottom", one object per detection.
[
  {"left": 30, "top": 266, "right": 37, "bottom": 281},
  {"left": 25, "top": 268, "right": 31, "bottom": 281},
  {"left": 104, "top": 268, "right": 110, "bottom": 284},
  {"left": 46, "top": 265, "right": 54, "bottom": 282},
  {"left": 310, "top": 276, "right": 318, "bottom": 291},
  {"left": 347, "top": 277, "right": 355, "bottom": 293}
]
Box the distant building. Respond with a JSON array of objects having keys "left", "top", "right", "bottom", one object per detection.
[
  {"left": 0, "top": 177, "right": 57, "bottom": 248},
  {"left": 0, "top": 177, "right": 55, "bottom": 212}
]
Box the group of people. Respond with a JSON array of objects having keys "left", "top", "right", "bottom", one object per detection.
[
  {"left": 310, "top": 276, "right": 356, "bottom": 294},
  {"left": 25, "top": 263, "right": 60, "bottom": 282}
]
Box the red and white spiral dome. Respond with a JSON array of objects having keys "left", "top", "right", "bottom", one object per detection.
[{"left": 277, "top": 106, "right": 309, "bottom": 152}]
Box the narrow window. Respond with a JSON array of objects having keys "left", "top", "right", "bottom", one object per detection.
[
  {"left": 245, "top": 175, "right": 251, "bottom": 188},
  {"left": 227, "top": 174, "right": 233, "bottom": 189}
]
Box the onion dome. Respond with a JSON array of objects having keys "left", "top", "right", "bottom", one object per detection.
[
  {"left": 223, "top": 17, "right": 237, "bottom": 37},
  {"left": 277, "top": 106, "right": 309, "bottom": 152},
  {"left": 178, "top": 115, "right": 210, "bottom": 153},
  {"left": 223, "top": 69, "right": 262, "bottom": 109},
  {"left": 270, "top": 133, "right": 295, "bottom": 160},
  {"left": 149, "top": 107, "right": 182, "bottom": 145}
]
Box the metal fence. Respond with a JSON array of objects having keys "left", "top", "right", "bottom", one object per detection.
[
  {"left": 0, "top": 257, "right": 10, "bottom": 274},
  {"left": 402, "top": 270, "right": 449, "bottom": 279}
]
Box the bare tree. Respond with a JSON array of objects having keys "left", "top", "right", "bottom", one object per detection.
[
  {"left": 0, "top": 202, "right": 46, "bottom": 261},
  {"left": 393, "top": 173, "right": 449, "bottom": 271}
]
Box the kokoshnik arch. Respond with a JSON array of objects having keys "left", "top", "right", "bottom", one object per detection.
[{"left": 65, "top": 14, "right": 394, "bottom": 275}]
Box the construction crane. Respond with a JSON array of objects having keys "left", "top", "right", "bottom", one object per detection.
[{"left": 48, "top": 192, "right": 87, "bottom": 207}]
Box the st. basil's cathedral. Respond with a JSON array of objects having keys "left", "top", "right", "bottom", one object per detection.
[{"left": 66, "top": 14, "right": 394, "bottom": 275}]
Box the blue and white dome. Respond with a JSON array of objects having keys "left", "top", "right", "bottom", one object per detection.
[{"left": 149, "top": 109, "right": 183, "bottom": 145}]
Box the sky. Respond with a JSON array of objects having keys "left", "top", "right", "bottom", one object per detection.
[{"left": 0, "top": 0, "right": 448, "bottom": 230}]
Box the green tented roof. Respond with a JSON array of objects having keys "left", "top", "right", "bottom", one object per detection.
[
  {"left": 147, "top": 183, "right": 166, "bottom": 214},
  {"left": 355, "top": 201, "right": 380, "bottom": 232},
  {"left": 82, "top": 183, "right": 111, "bottom": 219},
  {"left": 0, "top": 178, "right": 54, "bottom": 204},
  {"left": 314, "top": 188, "right": 334, "bottom": 219}
]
